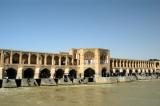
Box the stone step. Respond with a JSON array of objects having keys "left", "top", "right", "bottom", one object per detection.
[
  {"left": 58, "top": 78, "right": 73, "bottom": 85},
  {"left": 40, "top": 78, "right": 57, "bottom": 86},
  {"left": 21, "top": 79, "right": 38, "bottom": 87},
  {"left": 2, "top": 79, "right": 17, "bottom": 88}
]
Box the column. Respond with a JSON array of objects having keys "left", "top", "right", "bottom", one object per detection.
[
  {"left": 36, "top": 54, "right": 39, "bottom": 65},
  {"left": 51, "top": 68, "right": 55, "bottom": 78},
  {"left": 52, "top": 55, "right": 54, "bottom": 65},
  {"left": 19, "top": 52, "right": 22, "bottom": 65},
  {"left": 116, "top": 60, "right": 118, "bottom": 67},
  {"left": 59, "top": 55, "right": 61, "bottom": 66},
  {"left": 28, "top": 53, "right": 31, "bottom": 64},
  {"left": 34, "top": 67, "right": 40, "bottom": 79},
  {"left": 44, "top": 53, "right": 47, "bottom": 65},
  {"left": 0, "top": 50, "right": 3, "bottom": 65},
  {"left": 65, "top": 56, "right": 68, "bottom": 65},
  {"left": 72, "top": 58, "right": 74, "bottom": 65},
  {"left": 112, "top": 60, "right": 114, "bottom": 67},
  {"left": 65, "top": 68, "right": 69, "bottom": 76},
  {"left": 123, "top": 60, "right": 125, "bottom": 67},
  {"left": 0, "top": 67, "right": 3, "bottom": 79},
  {"left": 17, "top": 67, "right": 22, "bottom": 79},
  {"left": 10, "top": 51, "right": 13, "bottom": 64}
]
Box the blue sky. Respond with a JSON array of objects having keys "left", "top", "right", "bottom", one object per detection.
[{"left": 0, "top": 0, "right": 160, "bottom": 59}]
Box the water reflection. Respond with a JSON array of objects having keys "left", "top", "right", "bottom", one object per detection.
[{"left": 0, "top": 80, "right": 160, "bottom": 106}]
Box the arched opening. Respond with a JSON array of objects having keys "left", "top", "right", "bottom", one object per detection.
[
  {"left": 55, "top": 69, "right": 64, "bottom": 79},
  {"left": 22, "top": 54, "right": 28, "bottom": 64},
  {"left": 4, "top": 68, "right": 17, "bottom": 79},
  {"left": 47, "top": 55, "right": 52, "bottom": 65},
  {"left": 23, "top": 68, "right": 34, "bottom": 78},
  {"left": 129, "top": 70, "right": 132, "bottom": 76},
  {"left": 68, "top": 69, "right": 77, "bottom": 82},
  {"left": 102, "top": 68, "right": 107, "bottom": 77},
  {"left": 69, "top": 69, "right": 77, "bottom": 79},
  {"left": 84, "top": 51, "right": 94, "bottom": 64},
  {"left": 30, "top": 54, "right": 37, "bottom": 64},
  {"left": 84, "top": 68, "right": 95, "bottom": 78},
  {"left": 61, "top": 57, "right": 66, "bottom": 65},
  {"left": 84, "top": 68, "right": 95, "bottom": 82},
  {"left": 100, "top": 53, "right": 107, "bottom": 64},
  {"left": 121, "top": 69, "right": 126, "bottom": 76},
  {"left": 12, "top": 53, "right": 20, "bottom": 64},
  {"left": 115, "top": 70, "right": 120, "bottom": 76},
  {"left": 4, "top": 52, "right": 10, "bottom": 64},
  {"left": 148, "top": 70, "right": 151, "bottom": 76},
  {"left": 39, "top": 55, "right": 44, "bottom": 65},
  {"left": 135, "top": 70, "right": 138, "bottom": 75},
  {"left": 68, "top": 57, "right": 72, "bottom": 65},
  {"left": 110, "top": 70, "right": 113, "bottom": 76},
  {"left": 54, "top": 56, "right": 59, "bottom": 65},
  {"left": 39, "top": 68, "right": 51, "bottom": 78}
]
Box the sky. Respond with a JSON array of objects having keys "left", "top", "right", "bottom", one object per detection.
[{"left": 0, "top": 0, "right": 160, "bottom": 60}]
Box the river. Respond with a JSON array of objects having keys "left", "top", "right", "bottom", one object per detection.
[{"left": 0, "top": 80, "right": 160, "bottom": 106}]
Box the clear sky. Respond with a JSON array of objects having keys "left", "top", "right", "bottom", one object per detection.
[{"left": 0, "top": 0, "right": 160, "bottom": 60}]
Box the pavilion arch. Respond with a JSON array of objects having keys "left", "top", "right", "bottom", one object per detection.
[
  {"left": 61, "top": 56, "right": 66, "bottom": 65},
  {"left": 101, "top": 68, "right": 107, "bottom": 77},
  {"left": 47, "top": 55, "right": 52, "bottom": 65},
  {"left": 22, "top": 54, "right": 28, "bottom": 64},
  {"left": 69, "top": 69, "right": 77, "bottom": 79},
  {"left": 84, "top": 51, "right": 95, "bottom": 64},
  {"left": 23, "top": 68, "right": 35, "bottom": 78},
  {"left": 55, "top": 69, "right": 64, "bottom": 79},
  {"left": 39, "top": 68, "right": 51, "bottom": 78},
  {"left": 54, "top": 56, "right": 59, "bottom": 65},
  {"left": 30, "top": 54, "right": 37, "bottom": 64},
  {"left": 84, "top": 68, "right": 95, "bottom": 78},
  {"left": 4, "top": 68, "right": 17, "bottom": 79},
  {"left": 4, "top": 52, "right": 10, "bottom": 64},
  {"left": 68, "top": 57, "right": 72, "bottom": 65},
  {"left": 39, "top": 54, "right": 45, "bottom": 65},
  {"left": 12, "top": 53, "right": 20, "bottom": 64}
]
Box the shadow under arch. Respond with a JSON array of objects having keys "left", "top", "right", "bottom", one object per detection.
[
  {"left": 4, "top": 68, "right": 17, "bottom": 79},
  {"left": 39, "top": 68, "right": 51, "bottom": 78},
  {"left": 23, "top": 68, "right": 34, "bottom": 78}
]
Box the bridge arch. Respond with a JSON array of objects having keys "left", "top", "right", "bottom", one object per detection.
[
  {"left": 39, "top": 68, "right": 51, "bottom": 78},
  {"left": 69, "top": 69, "right": 77, "bottom": 79},
  {"left": 84, "top": 68, "right": 95, "bottom": 78},
  {"left": 4, "top": 68, "right": 17, "bottom": 79},
  {"left": 23, "top": 68, "right": 34, "bottom": 78},
  {"left": 55, "top": 69, "right": 64, "bottom": 79},
  {"left": 102, "top": 68, "right": 107, "bottom": 77}
]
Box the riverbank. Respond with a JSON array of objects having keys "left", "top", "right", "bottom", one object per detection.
[{"left": 0, "top": 75, "right": 159, "bottom": 88}]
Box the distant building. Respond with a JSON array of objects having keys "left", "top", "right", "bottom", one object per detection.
[{"left": 0, "top": 48, "right": 160, "bottom": 80}]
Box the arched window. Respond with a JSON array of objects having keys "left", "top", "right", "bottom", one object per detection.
[
  {"left": 84, "top": 51, "right": 94, "bottom": 64},
  {"left": 54, "top": 56, "right": 59, "bottom": 65},
  {"left": 12, "top": 53, "right": 20, "bottom": 64},
  {"left": 39, "top": 55, "right": 45, "bottom": 65},
  {"left": 4, "top": 52, "right": 10, "bottom": 64},
  {"left": 61, "top": 56, "right": 66, "bottom": 65},
  {"left": 47, "top": 55, "right": 52, "bottom": 65},
  {"left": 31, "top": 54, "right": 37, "bottom": 64},
  {"left": 100, "top": 53, "right": 107, "bottom": 64},
  {"left": 22, "top": 54, "right": 28, "bottom": 64}
]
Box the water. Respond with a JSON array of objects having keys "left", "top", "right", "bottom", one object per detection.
[{"left": 0, "top": 80, "right": 160, "bottom": 106}]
